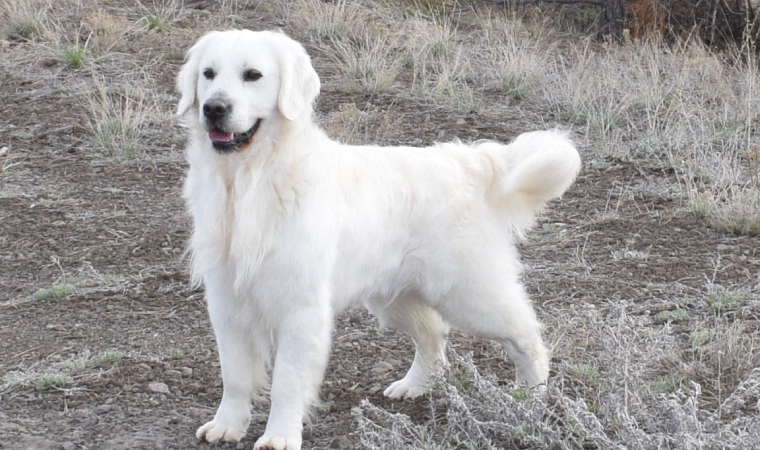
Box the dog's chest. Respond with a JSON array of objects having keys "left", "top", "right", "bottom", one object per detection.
[{"left": 185, "top": 161, "right": 301, "bottom": 280}]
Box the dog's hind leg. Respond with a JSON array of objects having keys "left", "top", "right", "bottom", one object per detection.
[
  {"left": 437, "top": 278, "right": 549, "bottom": 388},
  {"left": 372, "top": 295, "right": 449, "bottom": 399}
]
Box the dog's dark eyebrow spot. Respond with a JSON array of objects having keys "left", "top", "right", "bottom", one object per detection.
[
  {"left": 243, "top": 68, "right": 263, "bottom": 82},
  {"left": 203, "top": 68, "right": 215, "bottom": 80}
]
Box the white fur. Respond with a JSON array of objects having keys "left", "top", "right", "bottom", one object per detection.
[{"left": 177, "top": 30, "right": 581, "bottom": 450}]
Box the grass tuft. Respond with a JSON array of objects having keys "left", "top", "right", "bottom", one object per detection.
[
  {"left": 136, "top": 0, "right": 181, "bottom": 33},
  {"left": 61, "top": 45, "right": 87, "bottom": 68},
  {"left": 689, "top": 329, "right": 713, "bottom": 347},
  {"left": 85, "top": 78, "right": 160, "bottom": 158},
  {"left": 60, "top": 350, "right": 125, "bottom": 371},
  {"left": 33, "top": 284, "right": 74, "bottom": 301},
  {"left": 709, "top": 188, "right": 760, "bottom": 236},
  {"left": 331, "top": 34, "right": 400, "bottom": 92},
  {"left": 35, "top": 373, "right": 73, "bottom": 391},
  {"left": 503, "top": 387, "right": 528, "bottom": 400},
  {"left": 138, "top": 14, "right": 171, "bottom": 32},
  {"left": 1, "top": 0, "right": 49, "bottom": 41},
  {"left": 86, "top": 350, "right": 124, "bottom": 367},
  {"left": 705, "top": 291, "right": 744, "bottom": 312},
  {"left": 92, "top": 117, "right": 142, "bottom": 156},
  {"left": 7, "top": 16, "right": 43, "bottom": 40},
  {"left": 293, "top": 0, "right": 368, "bottom": 44},
  {"left": 650, "top": 376, "right": 686, "bottom": 393},
  {"left": 654, "top": 308, "right": 689, "bottom": 324},
  {"left": 569, "top": 363, "right": 599, "bottom": 380}
]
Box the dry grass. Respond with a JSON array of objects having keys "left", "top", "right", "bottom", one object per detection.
[
  {"left": 544, "top": 38, "right": 759, "bottom": 232},
  {"left": 84, "top": 75, "right": 166, "bottom": 158},
  {"left": 330, "top": 33, "right": 401, "bottom": 92},
  {"left": 86, "top": 85, "right": 148, "bottom": 157},
  {"left": 288, "top": 0, "right": 370, "bottom": 43},
  {"left": 0, "top": 0, "right": 53, "bottom": 41},
  {"left": 135, "top": 0, "right": 182, "bottom": 33},
  {"left": 319, "top": 102, "right": 401, "bottom": 146}
]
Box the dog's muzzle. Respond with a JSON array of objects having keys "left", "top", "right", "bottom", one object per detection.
[
  {"left": 208, "top": 120, "right": 262, "bottom": 153},
  {"left": 202, "top": 99, "right": 262, "bottom": 153}
]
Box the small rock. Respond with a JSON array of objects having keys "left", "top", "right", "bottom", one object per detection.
[
  {"left": 148, "top": 381, "right": 170, "bottom": 394},
  {"left": 61, "top": 443, "right": 76, "bottom": 450},
  {"left": 96, "top": 404, "right": 113, "bottom": 413},
  {"left": 371, "top": 361, "right": 393, "bottom": 374}
]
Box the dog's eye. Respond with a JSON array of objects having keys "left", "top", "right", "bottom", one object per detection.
[
  {"left": 243, "top": 69, "right": 263, "bottom": 82},
  {"left": 203, "top": 68, "right": 215, "bottom": 80}
]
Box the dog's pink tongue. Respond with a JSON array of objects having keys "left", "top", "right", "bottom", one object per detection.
[{"left": 209, "top": 131, "right": 232, "bottom": 142}]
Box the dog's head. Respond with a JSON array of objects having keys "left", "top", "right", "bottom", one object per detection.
[{"left": 176, "top": 30, "right": 320, "bottom": 153}]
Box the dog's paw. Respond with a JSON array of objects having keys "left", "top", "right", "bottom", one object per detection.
[
  {"left": 253, "top": 434, "right": 302, "bottom": 450},
  {"left": 196, "top": 420, "right": 246, "bottom": 443},
  {"left": 515, "top": 356, "right": 550, "bottom": 388},
  {"left": 383, "top": 377, "right": 427, "bottom": 399}
]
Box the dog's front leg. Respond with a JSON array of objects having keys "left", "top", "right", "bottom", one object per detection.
[
  {"left": 253, "top": 305, "right": 333, "bottom": 450},
  {"left": 197, "top": 274, "right": 267, "bottom": 443}
]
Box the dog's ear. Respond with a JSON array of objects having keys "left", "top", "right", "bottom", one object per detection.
[
  {"left": 277, "top": 37, "right": 320, "bottom": 121},
  {"left": 176, "top": 32, "right": 218, "bottom": 116}
]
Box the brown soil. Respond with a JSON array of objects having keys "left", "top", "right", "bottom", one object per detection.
[{"left": 1, "top": 2, "right": 758, "bottom": 450}]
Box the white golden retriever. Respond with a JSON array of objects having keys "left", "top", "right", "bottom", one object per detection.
[{"left": 177, "top": 30, "right": 580, "bottom": 450}]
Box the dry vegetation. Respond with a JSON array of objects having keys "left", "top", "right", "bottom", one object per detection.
[{"left": 1, "top": 1, "right": 758, "bottom": 449}]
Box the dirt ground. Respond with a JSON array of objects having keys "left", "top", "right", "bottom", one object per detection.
[{"left": 1, "top": 2, "right": 758, "bottom": 450}]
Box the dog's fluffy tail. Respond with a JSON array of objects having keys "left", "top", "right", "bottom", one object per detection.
[{"left": 481, "top": 130, "right": 581, "bottom": 237}]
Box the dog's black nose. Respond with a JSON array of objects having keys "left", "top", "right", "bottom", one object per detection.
[{"left": 203, "top": 99, "right": 231, "bottom": 120}]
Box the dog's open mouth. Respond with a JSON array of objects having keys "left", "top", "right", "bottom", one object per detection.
[{"left": 208, "top": 119, "right": 262, "bottom": 153}]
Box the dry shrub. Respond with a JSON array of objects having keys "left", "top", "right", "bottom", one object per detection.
[{"left": 354, "top": 307, "right": 760, "bottom": 450}]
